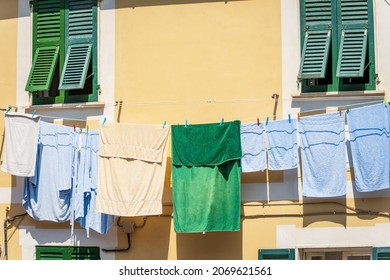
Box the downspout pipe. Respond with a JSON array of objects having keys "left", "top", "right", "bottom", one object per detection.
[{"left": 3, "top": 213, "right": 27, "bottom": 260}]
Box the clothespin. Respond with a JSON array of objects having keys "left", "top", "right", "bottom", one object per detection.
[
  {"left": 73, "top": 124, "right": 76, "bottom": 132},
  {"left": 266, "top": 117, "right": 269, "bottom": 126},
  {"left": 185, "top": 120, "right": 188, "bottom": 127},
  {"left": 346, "top": 106, "right": 350, "bottom": 114},
  {"left": 288, "top": 114, "right": 291, "bottom": 123},
  {"left": 338, "top": 108, "right": 342, "bottom": 116},
  {"left": 220, "top": 118, "right": 224, "bottom": 126},
  {"left": 163, "top": 120, "right": 166, "bottom": 128},
  {"left": 102, "top": 117, "right": 106, "bottom": 125},
  {"left": 297, "top": 112, "right": 301, "bottom": 122},
  {"left": 86, "top": 125, "right": 89, "bottom": 134},
  {"left": 384, "top": 98, "right": 388, "bottom": 107},
  {"left": 32, "top": 110, "right": 36, "bottom": 118},
  {"left": 257, "top": 117, "right": 260, "bottom": 126},
  {"left": 5, "top": 106, "right": 11, "bottom": 114}
]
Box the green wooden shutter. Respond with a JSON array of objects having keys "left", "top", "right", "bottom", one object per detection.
[
  {"left": 59, "top": 44, "right": 92, "bottom": 90},
  {"left": 25, "top": 46, "right": 60, "bottom": 91},
  {"left": 59, "top": 0, "right": 95, "bottom": 90},
  {"left": 298, "top": 0, "right": 332, "bottom": 79},
  {"left": 26, "top": 0, "right": 61, "bottom": 92},
  {"left": 258, "top": 249, "right": 295, "bottom": 260},
  {"left": 36, "top": 246, "right": 100, "bottom": 260},
  {"left": 372, "top": 247, "right": 390, "bottom": 260},
  {"left": 336, "top": 0, "right": 369, "bottom": 78}
]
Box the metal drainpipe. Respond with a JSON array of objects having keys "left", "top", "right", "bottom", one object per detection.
[{"left": 3, "top": 218, "right": 9, "bottom": 260}]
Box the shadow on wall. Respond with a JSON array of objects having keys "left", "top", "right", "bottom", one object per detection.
[
  {"left": 302, "top": 199, "right": 347, "bottom": 228},
  {"left": 115, "top": 0, "right": 242, "bottom": 9},
  {"left": 176, "top": 227, "right": 242, "bottom": 260}
]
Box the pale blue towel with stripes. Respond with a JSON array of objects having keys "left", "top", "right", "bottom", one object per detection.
[
  {"left": 347, "top": 103, "right": 390, "bottom": 192},
  {"left": 240, "top": 123, "right": 266, "bottom": 172},
  {"left": 266, "top": 119, "right": 298, "bottom": 170},
  {"left": 73, "top": 130, "right": 115, "bottom": 237},
  {"left": 23, "top": 122, "right": 76, "bottom": 222},
  {"left": 299, "top": 112, "right": 347, "bottom": 197}
]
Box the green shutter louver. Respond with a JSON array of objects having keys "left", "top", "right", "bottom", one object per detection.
[
  {"left": 298, "top": 30, "right": 331, "bottom": 79},
  {"left": 36, "top": 246, "right": 68, "bottom": 260},
  {"left": 258, "top": 249, "right": 295, "bottom": 260},
  {"left": 336, "top": 29, "right": 367, "bottom": 77},
  {"left": 68, "top": 0, "right": 94, "bottom": 39},
  {"left": 298, "top": 0, "right": 332, "bottom": 79},
  {"left": 336, "top": 0, "right": 369, "bottom": 78},
  {"left": 372, "top": 247, "right": 390, "bottom": 260},
  {"left": 25, "top": 46, "right": 60, "bottom": 91},
  {"left": 70, "top": 247, "right": 101, "bottom": 260},
  {"left": 59, "top": 44, "right": 92, "bottom": 90},
  {"left": 36, "top": 0, "right": 61, "bottom": 43}
]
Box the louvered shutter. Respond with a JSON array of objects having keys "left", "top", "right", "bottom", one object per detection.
[
  {"left": 36, "top": 246, "right": 68, "bottom": 260},
  {"left": 26, "top": 0, "right": 61, "bottom": 91},
  {"left": 59, "top": 0, "right": 95, "bottom": 90},
  {"left": 258, "top": 249, "right": 295, "bottom": 260},
  {"left": 298, "top": 0, "right": 332, "bottom": 79},
  {"left": 70, "top": 247, "right": 101, "bottom": 260},
  {"left": 336, "top": 0, "right": 369, "bottom": 78},
  {"left": 372, "top": 247, "right": 390, "bottom": 260}
]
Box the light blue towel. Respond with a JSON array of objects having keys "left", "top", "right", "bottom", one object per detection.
[
  {"left": 299, "top": 112, "right": 347, "bottom": 197},
  {"left": 266, "top": 119, "right": 298, "bottom": 170},
  {"left": 347, "top": 103, "right": 390, "bottom": 192},
  {"left": 240, "top": 123, "right": 266, "bottom": 172},
  {"left": 23, "top": 121, "right": 76, "bottom": 222},
  {"left": 74, "top": 130, "right": 115, "bottom": 237}
]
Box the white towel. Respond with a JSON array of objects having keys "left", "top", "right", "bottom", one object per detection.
[
  {"left": 240, "top": 123, "right": 267, "bottom": 172},
  {"left": 2, "top": 112, "right": 40, "bottom": 177},
  {"left": 96, "top": 123, "right": 170, "bottom": 216}
]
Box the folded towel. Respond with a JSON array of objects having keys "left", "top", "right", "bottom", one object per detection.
[
  {"left": 96, "top": 123, "right": 170, "bottom": 216},
  {"left": 240, "top": 123, "right": 267, "bottom": 172},
  {"left": 172, "top": 121, "right": 242, "bottom": 233},
  {"left": 2, "top": 112, "right": 40, "bottom": 177},
  {"left": 23, "top": 122, "right": 76, "bottom": 222},
  {"left": 266, "top": 119, "right": 299, "bottom": 170},
  {"left": 299, "top": 112, "right": 347, "bottom": 197},
  {"left": 347, "top": 103, "right": 390, "bottom": 192}
]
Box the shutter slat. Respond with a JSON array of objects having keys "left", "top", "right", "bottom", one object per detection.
[
  {"left": 258, "top": 249, "right": 295, "bottom": 260},
  {"left": 336, "top": 29, "right": 367, "bottom": 78},
  {"left": 68, "top": 0, "right": 94, "bottom": 38},
  {"left": 36, "top": 0, "right": 61, "bottom": 41},
  {"left": 341, "top": 0, "right": 369, "bottom": 22},
  {"left": 59, "top": 44, "right": 92, "bottom": 90},
  {"left": 25, "top": 46, "right": 59, "bottom": 91},
  {"left": 298, "top": 30, "right": 331, "bottom": 79}
]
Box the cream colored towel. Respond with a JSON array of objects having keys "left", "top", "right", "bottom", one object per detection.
[
  {"left": 2, "top": 112, "right": 40, "bottom": 177},
  {"left": 96, "top": 123, "right": 170, "bottom": 216}
]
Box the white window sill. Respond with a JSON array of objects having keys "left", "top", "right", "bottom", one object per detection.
[{"left": 291, "top": 90, "right": 385, "bottom": 101}]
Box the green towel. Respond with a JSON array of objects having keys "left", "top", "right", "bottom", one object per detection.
[{"left": 172, "top": 121, "right": 242, "bottom": 233}]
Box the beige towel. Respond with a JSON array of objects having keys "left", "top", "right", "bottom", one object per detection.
[
  {"left": 96, "top": 123, "right": 170, "bottom": 216},
  {"left": 2, "top": 112, "right": 40, "bottom": 177}
]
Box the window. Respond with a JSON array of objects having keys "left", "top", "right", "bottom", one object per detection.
[
  {"left": 258, "top": 249, "right": 295, "bottom": 260},
  {"left": 302, "top": 247, "right": 372, "bottom": 260},
  {"left": 298, "top": 0, "right": 376, "bottom": 93},
  {"left": 26, "top": 0, "right": 98, "bottom": 105},
  {"left": 35, "top": 246, "right": 101, "bottom": 260}
]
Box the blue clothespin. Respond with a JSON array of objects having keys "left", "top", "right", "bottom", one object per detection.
[
  {"left": 102, "top": 117, "right": 106, "bottom": 125},
  {"left": 185, "top": 120, "right": 188, "bottom": 127},
  {"left": 288, "top": 114, "right": 291, "bottom": 123},
  {"left": 163, "top": 121, "right": 166, "bottom": 128},
  {"left": 266, "top": 117, "right": 269, "bottom": 126},
  {"left": 32, "top": 110, "right": 36, "bottom": 118},
  {"left": 5, "top": 106, "right": 11, "bottom": 114},
  {"left": 220, "top": 118, "right": 224, "bottom": 125}
]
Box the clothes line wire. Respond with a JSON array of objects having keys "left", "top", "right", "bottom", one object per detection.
[{"left": 0, "top": 99, "right": 384, "bottom": 124}]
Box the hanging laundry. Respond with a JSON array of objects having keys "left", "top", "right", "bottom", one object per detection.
[
  {"left": 172, "top": 121, "right": 242, "bottom": 233},
  {"left": 240, "top": 123, "right": 267, "bottom": 172},
  {"left": 23, "top": 121, "right": 76, "bottom": 222},
  {"left": 299, "top": 112, "right": 347, "bottom": 197},
  {"left": 266, "top": 118, "right": 299, "bottom": 170},
  {"left": 2, "top": 112, "right": 40, "bottom": 177},
  {"left": 347, "top": 103, "right": 390, "bottom": 192},
  {"left": 72, "top": 130, "right": 115, "bottom": 237},
  {"left": 96, "top": 123, "right": 170, "bottom": 216}
]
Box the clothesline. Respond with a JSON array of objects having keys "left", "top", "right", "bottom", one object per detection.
[{"left": 0, "top": 99, "right": 384, "bottom": 125}]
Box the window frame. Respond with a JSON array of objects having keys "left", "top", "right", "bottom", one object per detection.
[
  {"left": 299, "top": 0, "right": 376, "bottom": 94},
  {"left": 28, "top": 0, "right": 98, "bottom": 105}
]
